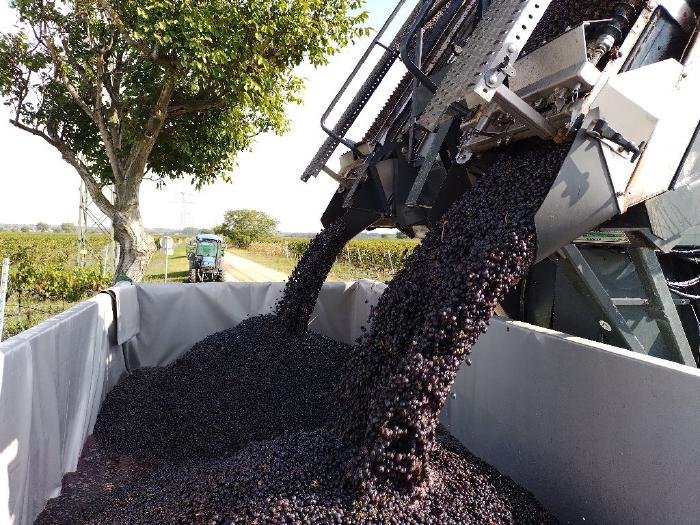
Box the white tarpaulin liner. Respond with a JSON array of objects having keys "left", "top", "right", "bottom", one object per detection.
[
  {"left": 2, "top": 280, "right": 700, "bottom": 525},
  {"left": 0, "top": 294, "right": 125, "bottom": 525}
]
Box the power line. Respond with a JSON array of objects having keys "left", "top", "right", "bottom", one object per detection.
[{"left": 171, "top": 191, "right": 196, "bottom": 230}]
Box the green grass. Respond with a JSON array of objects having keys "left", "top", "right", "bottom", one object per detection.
[
  {"left": 144, "top": 242, "right": 191, "bottom": 283},
  {"left": 230, "top": 248, "right": 395, "bottom": 283}
]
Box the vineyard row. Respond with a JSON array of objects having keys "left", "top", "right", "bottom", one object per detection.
[{"left": 249, "top": 237, "right": 420, "bottom": 272}]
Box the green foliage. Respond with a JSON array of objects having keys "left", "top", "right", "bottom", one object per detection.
[
  {"left": 9, "top": 263, "right": 108, "bottom": 302},
  {"left": 0, "top": 0, "right": 368, "bottom": 278},
  {"left": 215, "top": 209, "right": 278, "bottom": 249},
  {"left": 0, "top": 0, "right": 369, "bottom": 188},
  {"left": 0, "top": 232, "right": 111, "bottom": 301},
  {"left": 396, "top": 231, "right": 408, "bottom": 239},
  {"left": 35, "top": 222, "right": 50, "bottom": 232}
]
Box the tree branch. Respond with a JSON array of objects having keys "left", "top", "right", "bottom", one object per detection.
[
  {"left": 43, "top": 38, "right": 96, "bottom": 119},
  {"left": 15, "top": 69, "right": 33, "bottom": 123},
  {"left": 43, "top": 34, "right": 123, "bottom": 184},
  {"left": 166, "top": 98, "right": 225, "bottom": 118},
  {"left": 105, "top": 48, "right": 125, "bottom": 153},
  {"left": 94, "top": 47, "right": 123, "bottom": 180},
  {"left": 123, "top": 74, "right": 177, "bottom": 192},
  {"left": 9, "top": 119, "right": 114, "bottom": 216},
  {"left": 96, "top": 0, "right": 177, "bottom": 67}
]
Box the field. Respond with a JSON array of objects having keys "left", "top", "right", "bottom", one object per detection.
[
  {"left": 0, "top": 232, "right": 420, "bottom": 339},
  {"left": 241, "top": 237, "right": 420, "bottom": 283},
  {"left": 0, "top": 232, "right": 112, "bottom": 339}
]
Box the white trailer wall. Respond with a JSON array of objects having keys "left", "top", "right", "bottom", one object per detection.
[
  {"left": 1, "top": 280, "right": 700, "bottom": 525},
  {"left": 0, "top": 294, "right": 125, "bottom": 525},
  {"left": 441, "top": 321, "right": 700, "bottom": 524}
]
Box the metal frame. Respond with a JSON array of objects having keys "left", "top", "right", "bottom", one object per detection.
[
  {"left": 319, "top": 0, "right": 409, "bottom": 155},
  {"left": 492, "top": 85, "right": 557, "bottom": 139},
  {"left": 400, "top": 0, "right": 442, "bottom": 94},
  {"left": 406, "top": 119, "right": 453, "bottom": 206},
  {"left": 301, "top": 0, "right": 414, "bottom": 182},
  {"left": 628, "top": 247, "right": 697, "bottom": 366},
  {"left": 418, "top": 0, "right": 553, "bottom": 131},
  {"left": 555, "top": 245, "right": 646, "bottom": 353}
]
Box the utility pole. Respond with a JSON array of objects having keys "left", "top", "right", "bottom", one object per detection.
[
  {"left": 173, "top": 191, "right": 195, "bottom": 230},
  {"left": 0, "top": 258, "right": 9, "bottom": 342},
  {"left": 76, "top": 181, "right": 116, "bottom": 277},
  {"left": 77, "top": 181, "right": 89, "bottom": 267}
]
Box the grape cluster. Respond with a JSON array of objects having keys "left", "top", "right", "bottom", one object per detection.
[
  {"left": 336, "top": 139, "right": 571, "bottom": 490},
  {"left": 276, "top": 219, "right": 352, "bottom": 334}
]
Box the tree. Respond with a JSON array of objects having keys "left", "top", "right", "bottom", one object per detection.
[
  {"left": 0, "top": 0, "right": 367, "bottom": 280},
  {"left": 396, "top": 231, "right": 408, "bottom": 239},
  {"left": 215, "top": 209, "right": 277, "bottom": 249},
  {"left": 35, "top": 222, "right": 50, "bottom": 231},
  {"left": 60, "top": 222, "right": 75, "bottom": 233}
]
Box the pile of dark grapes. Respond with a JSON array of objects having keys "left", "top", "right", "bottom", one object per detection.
[
  {"left": 40, "top": 428, "right": 553, "bottom": 525},
  {"left": 92, "top": 315, "right": 350, "bottom": 462},
  {"left": 276, "top": 219, "right": 352, "bottom": 333},
  {"left": 337, "top": 139, "right": 570, "bottom": 490}
]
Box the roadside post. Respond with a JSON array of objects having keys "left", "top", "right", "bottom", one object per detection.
[
  {"left": 102, "top": 245, "right": 110, "bottom": 277},
  {"left": 0, "top": 258, "right": 10, "bottom": 342},
  {"left": 160, "top": 236, "right": 174, "bottom": 282}
]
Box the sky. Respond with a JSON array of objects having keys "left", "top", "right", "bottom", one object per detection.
[{"left": 0, "top": 0, "right": 415, "bottom": 232}]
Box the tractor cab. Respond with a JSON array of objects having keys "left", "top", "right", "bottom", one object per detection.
[{"left": 188, "top": 234, "right": 224, "bottom": 282}]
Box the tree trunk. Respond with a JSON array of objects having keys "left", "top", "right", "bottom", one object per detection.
[{"left": 112, "top": 202, "right": 155, "bottom": 282}]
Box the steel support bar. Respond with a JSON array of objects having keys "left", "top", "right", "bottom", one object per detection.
[
  {"left": 628, "top": 247, "right": 697, "bottom": 367},
  {"left": 401, "top": 0, "right": 440, "bottom": 93},
  {"left": 612, "top": 297, "right": 690, "bottom": 306},
  {"left": 556, "top": 245, "right": 645, "bottom": 353},
  {"left": 342, "top": 153, "right": 375, "bottom": 208},
  {"left": 321, "top": 166, "right": 344, "bottom": 184},
  {"left": 406, "top": 120, "right": 452, "bottom": 206},
  {"left": 493, "top": 85, "right": 557, "bottom": 139},
  {"left": 301, "top": 0, "right": 413, "bottom": 181},
  {"left": 419, "top": 0, "right": 552, "bottom": 130}
]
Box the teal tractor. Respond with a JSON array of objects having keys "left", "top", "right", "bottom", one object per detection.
[{"left": 188, "top": 234, "right": 225, "bottom": 283}]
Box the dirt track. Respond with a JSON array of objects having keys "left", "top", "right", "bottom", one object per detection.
[{"left": 222, "top": 253, "right": 288, "bottom": 282}]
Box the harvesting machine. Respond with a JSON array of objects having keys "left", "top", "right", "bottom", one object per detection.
[{"left": 303, "top": 0, "right": 700, "bottom": 365}]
